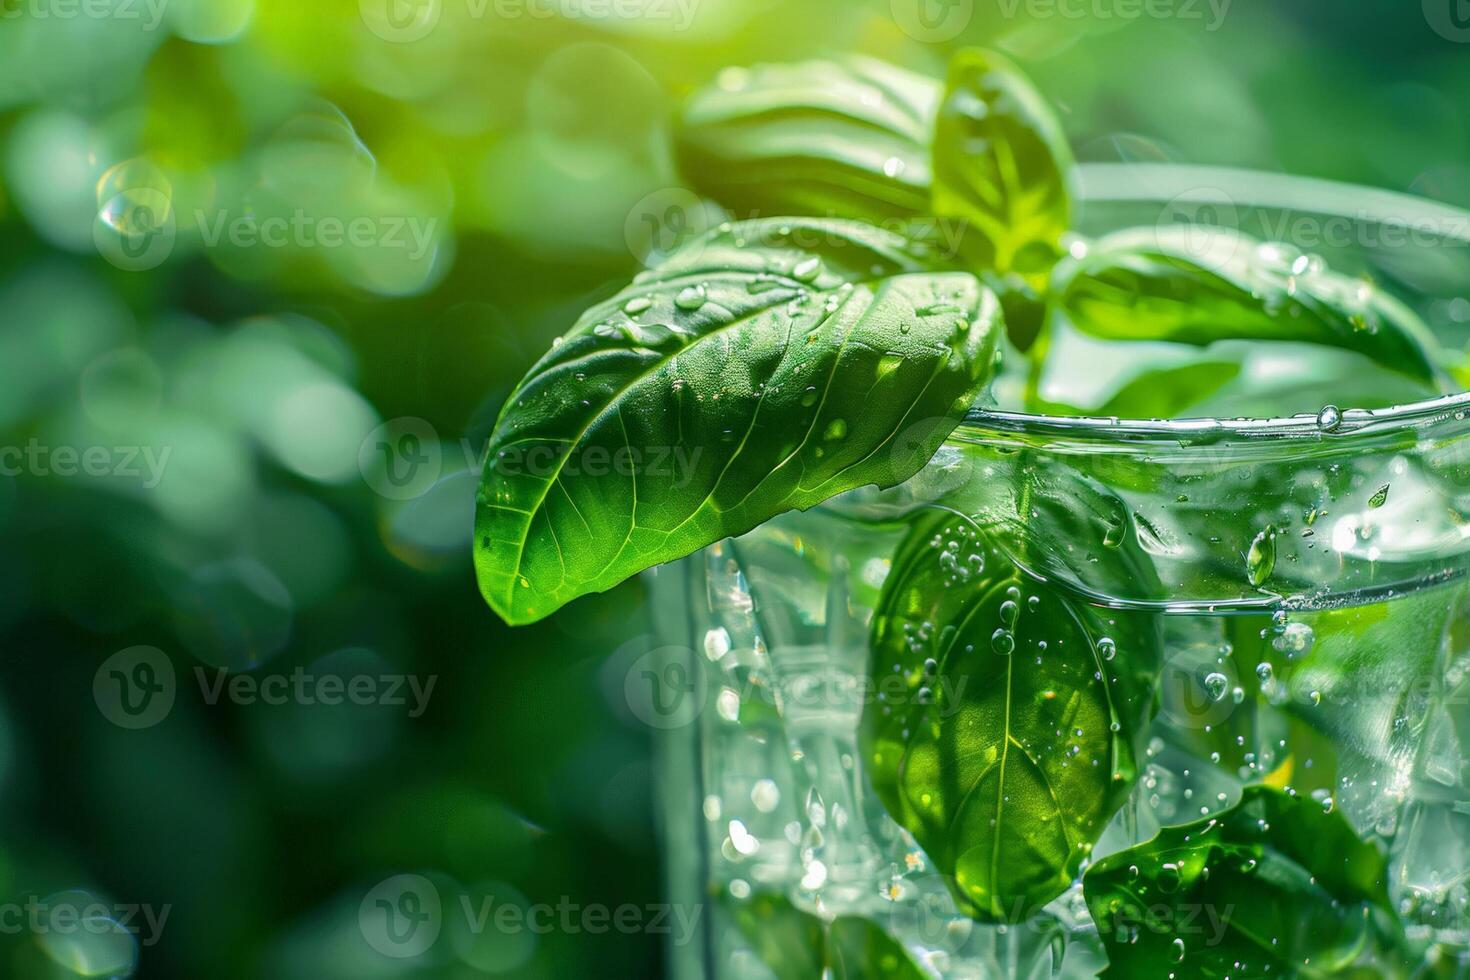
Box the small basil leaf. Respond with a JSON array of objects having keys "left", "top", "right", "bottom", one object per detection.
[
  {"left": 862, "top": 467, "right": 1162, "bottom": 922},
  {"left": 675, "top": 57, "right": 939, "bottom": 226},
  {"left": 931, "top": 48, "right": 1074, "bottom": 288},
  {"left": 1096, "top": 360, "right": 1241, "bottom": 419},
  {"left": 1084, "top": 786, "right": 1409, "bottom": 977},
  {"left": 826, "top": 916, "right": 931, "bottom": 980},
  {"left": 723, "top": 893, "right": 930, "bottom": 980},
  {"left": 475, "top": 218, "right": 1001, "bottom": 625},
  {"left": 1056, "top": 226, "right": 1443, "bottom": 384},
  {"left": 981, "top": 269, "right": 1048, "bottom": 353},
  {"left": 723, "top": 892, "right": 826, "bottom": 980}
]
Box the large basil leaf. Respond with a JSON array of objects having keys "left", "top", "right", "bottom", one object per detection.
[
  {"left": 675, "top": 57, "right": 938, "bottom": 227},
  {"left": 862, "top": 466, "right": 1162, "bottom": 922},
  {"left": 474, "top": 218, "right": 1001, "bottom": 624},
  {"left": 1084, "top": 786, "right": 1410, "bottom": 977},
  {"left": 675, "top": 50, "right": 1071, "bottom": 353},
  {"left": 724, "top": 893, "right": 930, "bottom": 980},
  {"left": 931, "top": 48, "right": 1074, "bottom": 293},
  {"left": 1056, "top": 226, "right": 1443, "bottom": 384}
]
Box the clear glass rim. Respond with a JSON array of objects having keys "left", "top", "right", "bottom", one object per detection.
[{"left": 964, "top": 163, "right": 1470, "bottom": 445}]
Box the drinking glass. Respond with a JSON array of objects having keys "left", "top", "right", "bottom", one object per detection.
[{"left": 646, "top": 163, "right": 1470, "bottom": 978}]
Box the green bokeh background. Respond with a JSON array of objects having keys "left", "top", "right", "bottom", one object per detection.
[{"left": 0, "top": 0, "right": 1465, "bottom": 976}]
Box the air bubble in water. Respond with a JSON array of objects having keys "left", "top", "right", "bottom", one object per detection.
[
  {"left": 1272, "top": 622, "right": 1314, "bottom": 658},
  {"left": 704, "top": 627, "right": 731, "bottom": 661},
  {"left": 1316, "top": 405, "right": 1342, "bottom": 431},
  {"left": 1204, "top": 672, "right": 1229, "bottom": 702},
  {"left": 1097, "top": 637, "right": 1117, "bottom": 661}
]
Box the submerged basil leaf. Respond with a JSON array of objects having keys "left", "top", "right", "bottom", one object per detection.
[
  {"left": 862, "top": 468, "right": 1162, "bottom": 922},
  {"left": 475, "top": 218, "right": 1001, "bottom": 625},
  {"left": 1056, "top": 226, "right": 1444, "bottom": 384},
  {"left": 675, "top": 57, "right": 939, "bottom": 227},
  {"left": 826, "top": 916, "right": 931, "bottom": 980},
  {"left": 1084, "top": 786, "right": 1409, "bottom": 977},
  {"left": 1276, "top": 580, "right": 1465, "bottom": 805},
  {"left": 931, "top": 48, "right": 1074, "bottom": 293},
  {"left": 724, "top": 893, "right": 930, "bottom": 980},
  {"left": 723, "top": 892, "right": 826, "bottom": 980}
]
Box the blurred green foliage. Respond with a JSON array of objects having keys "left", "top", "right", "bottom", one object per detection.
[{"left": 0, "top": 0, "right": 1465, "bottom": 976}]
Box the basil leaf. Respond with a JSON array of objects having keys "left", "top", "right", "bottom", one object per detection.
[
  {"left": 724, "top": 894, "right": 930, "bottom": 980},
  {"left": 475, "top": 218, "right": 1001, "bottom": 625},
  {"left": 1275, "top": 581, "right": 1465, "bottom": 825},
  {"left": 1056, "top": 226, "right": 1443, "bottom": 384},
  {"left": 931, "top": 48, "right": 1074, "bottom": 290},
  {"left": 826, "top": 916, "right": 931, "bottom": 980},
  {"left": 723, "top": 892, "right": 826, "bottom": 980},
  {"left": 1084, "top": 786, "right": 1409, "bottom": 977},
  {"left": 1096, "top": 360, "right": 1241, "bottom": 419},
  {"left": 862, "top": 467, "right": 1162, "bottom": 922},
  {"left": 675, "top": 51, "right": 1071, "bottom": 354},
  {"left": 675, "top": 57, "right": 938, "bottom": 227}
]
